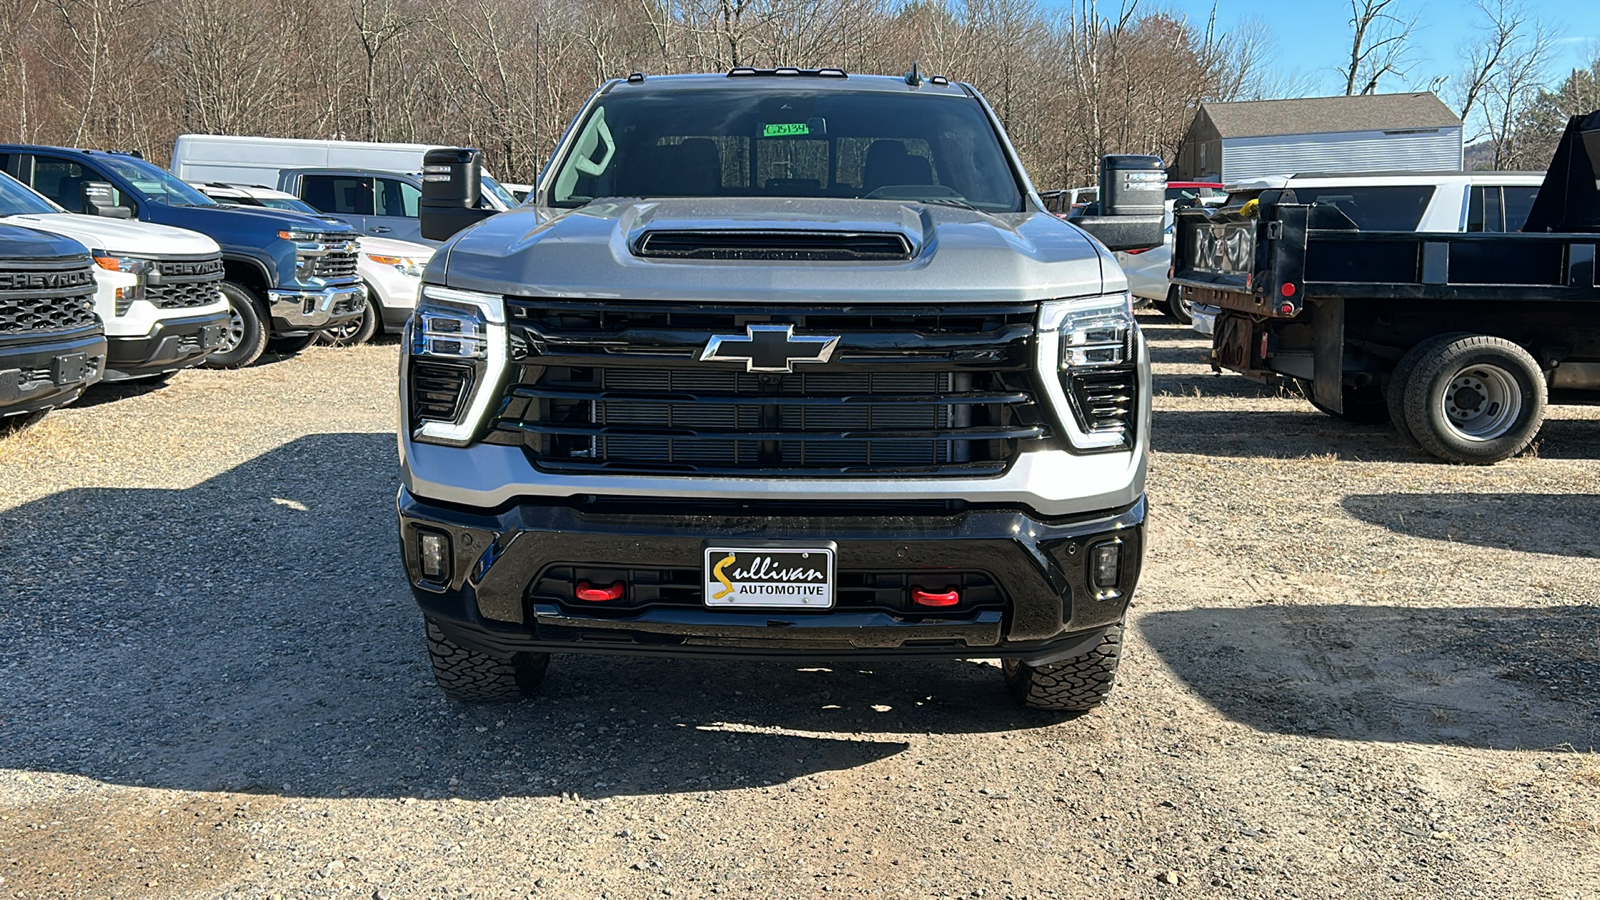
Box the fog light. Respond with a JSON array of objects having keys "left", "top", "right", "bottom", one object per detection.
[
  {"left": 419, "top": 531, "right": 449, "bottom": 580},
  {"left": 1090, "top": 542, "right": 1121, "bottom": 594}
]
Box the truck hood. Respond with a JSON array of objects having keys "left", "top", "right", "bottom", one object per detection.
[
  {"left": 0, "top": 222, "right": 91, "bottom": 259},
  {"left": 4, "top": 212, "right": 221, "bottom": 257},
  {"left": 360, "top": 235, "right": 435, "bottom": 259},
  {"left": 435, "top": 198, "right": 1115, "bottom": 303},
  {"left": 167, "top": 202, "right": 355, "bottom": 237}
]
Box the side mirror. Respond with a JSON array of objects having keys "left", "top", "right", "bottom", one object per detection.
[
  {"left": 1072, "top": 154, "right": 1165, "bottom": 252},
  {"left": 419, "top": 148, "right": 495, "bottom": 241},
  {"left": 82, "top": 182, "right": 132, "bottom": 219}
]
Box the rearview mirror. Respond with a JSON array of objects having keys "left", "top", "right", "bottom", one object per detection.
[
  {"left": 1071, "top": 154, "right": 1165, "bottom": 252},
  {"left": 82, "top": 182, "right": 132, "bottom": 219},
  {"left": 419, "top": 148, "right": 496, "bottom": 241}
]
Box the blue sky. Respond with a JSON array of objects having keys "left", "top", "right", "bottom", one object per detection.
[{"left": 1183, "top": 0, "right": 1597, "bottom": 97}]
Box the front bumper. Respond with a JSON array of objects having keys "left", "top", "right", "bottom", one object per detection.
[
  {"left": 0, "top": 327, "right": 107, "bottom": 417},
  {"left": 267, "top": 284, "right": 367, "bottom": 335},
  {"left": 398, "top": 490, "right": 1145, "bottom": 662},
  {"left": 104, "top": 310, "right": 231, "bottom": 381}
]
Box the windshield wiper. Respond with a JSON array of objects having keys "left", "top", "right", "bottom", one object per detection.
[{"left": 917, "top": 197, "right": 980, "bottom": 211}]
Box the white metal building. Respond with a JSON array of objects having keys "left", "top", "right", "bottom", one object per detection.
[{"left": 1173, "top": 93, "right": 1464, "bottom": 182}]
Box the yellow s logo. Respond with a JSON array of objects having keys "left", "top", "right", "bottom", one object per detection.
[{"left": 712, "top": 554, "right": 737, "bottom": 599}]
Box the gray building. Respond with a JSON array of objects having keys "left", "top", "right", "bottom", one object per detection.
[{"left": 1173, "top": 93, "right": 1463, "bottom": 182}]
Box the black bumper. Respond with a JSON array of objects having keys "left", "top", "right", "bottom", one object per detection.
[
  {"left": 0, "top": 327, "right": 106, "bottom": 418},
  {"left": 397, "top": 491, "right": 1145, "bottom": 663},
  {"left": 104, "top": 311, "right": 231, "bottom": 381}
]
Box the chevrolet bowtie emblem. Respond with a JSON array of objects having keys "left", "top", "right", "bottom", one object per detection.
[{"left": 700, "top": 325, "right": 840, "bottom": 373}]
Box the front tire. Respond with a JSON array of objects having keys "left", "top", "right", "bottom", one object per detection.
[
  {"left": 1162, "top": 286, "right": 1193, "bottom": 326},
  {"left": 1002, "top": 624, "right": 1123, "bottom": 712},
  {"left": 1402, "top": 335, "right": 1546, "bottom": 464},
  {"left": 203, "top": 281, "right": 269, "bottom": 369},
  {"left": 321, "top": 295, "right": 379, "bottom": 346},
  {"left": 425, "top": 620, "right": 550, "bottom": 703},
  {"left": 268, "top": 333, "right": 319, "bottom": 355}
]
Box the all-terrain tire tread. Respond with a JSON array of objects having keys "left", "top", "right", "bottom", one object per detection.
[
  {"left": 425, "top": 620, "right": 549, "bottom": 703},
  {"left": 1385, "top": 333, "right": 1469, "bottom": 447},
  {"left": 1004, "top": 625, "right": 1123, "bottom": 712}
]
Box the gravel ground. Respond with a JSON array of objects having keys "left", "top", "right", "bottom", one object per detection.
[{"left": 1, "top": 319, "right": 1598, "bottom": 899}]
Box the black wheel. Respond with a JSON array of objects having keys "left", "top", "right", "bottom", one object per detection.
[
  {"left": 1002, "top": 624, "right": 1123, "bottom": 712},
  {"left": 268, "top": 333, "right": 319, "bottom": 355},
  {"left": 1402, "top": 335, "right": 1546, "bottom": 465},
  {"left": 0, "top": 409, "right": 49, "bottom": 437},
  {"left": 425, "top": 620, "right": 550, "bottom": 703},
  {"left": 1385, "top": 333, "right": 1470, "bottom": 447},
  {"left": 321, "top": 295, "right": 379, "bottom": 346},
  {"left": 204, "top": 281, "right": 269, "bottom": 369},
  {"left": 1297, "top": 379, "right": 1390, "bottom": 423},
  {"left": 1162, "top": 285, "right": 1193, "bottom": 325}
]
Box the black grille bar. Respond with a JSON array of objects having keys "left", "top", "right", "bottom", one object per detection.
[
  {"left": 491, "top": 299, "right": 1048, "bottom": 477},
  {"left": 0, "top": 259, "right": 98, "bottom": 335}
]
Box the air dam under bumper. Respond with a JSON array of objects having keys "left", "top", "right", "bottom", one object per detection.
[
  {"left": 0, "top": 327, "right": 106, "bottom": 417},
  {"left": 268, "top": 284, "right": 367, "bottom": 335},
  {"left": 104, "top": 310, "right": 231, "bottom": 380},
  {"left": 398, "top": 491, "right": 1145, "bottom": 662}
]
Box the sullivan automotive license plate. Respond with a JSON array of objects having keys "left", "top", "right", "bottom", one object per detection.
[{"left": 703, "top": 544, "right": 836, "bottom": 609}]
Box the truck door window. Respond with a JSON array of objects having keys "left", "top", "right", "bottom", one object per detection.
[
  {"left": 376, "top": 178, "right": 421, "bottom": 217},
  {"left": 302, "top": 175, "right": 374, "bottom": 215},
  {"left": 31, "top": 157, "right": 131, "bottom": 214},
  {"left": 1294, "top": 186, "right": 1435, "bottom": 231},
  {"left": 1483, "top": 187, "right": 1505, "bottom": 232},
  {"left": 1467, "top": 187, "right": 1486, "bottom": 232},
  {"left": 1503, "top": 186, "right": 1538, "bottom": 232}
]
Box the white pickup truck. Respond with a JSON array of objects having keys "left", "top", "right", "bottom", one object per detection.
[
  {"left": 0, "top": 172, "right": 229, "bottom": 380},
  {"left": 1190, "top": 171, "right": 1545, "bottom": 336}
]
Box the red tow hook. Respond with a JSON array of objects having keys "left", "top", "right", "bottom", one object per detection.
[
  {"left": 911, "top": 587, "right": 960, "bottom": 608},
  {"left": 575, "top": 580, "right": 625, "bottom": 602}
]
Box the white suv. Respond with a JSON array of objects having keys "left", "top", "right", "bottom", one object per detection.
[
  {"left": 0, "top": 172, "right": 229, "bottom": 380},
  {"left": 1190, "top": 171, "right": 1545, "bottom": 335},
  {"left": 192, "top": 182, "right": 432, "bottom": 344}
]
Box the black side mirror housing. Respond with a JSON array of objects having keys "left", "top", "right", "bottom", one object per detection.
[
  {"left": 82, "top": 182, "right": 132, "bottom": 219},
  {"left": 419, "top": 148, "right": 496, "bottom": 241},
  {"left": 1072, "top": 154, "right": 1165, "bottom": 252}
]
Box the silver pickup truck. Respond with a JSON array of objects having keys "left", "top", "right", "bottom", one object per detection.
[{"left": 396, "top": 68, "right": 1160, "bottom": 711}]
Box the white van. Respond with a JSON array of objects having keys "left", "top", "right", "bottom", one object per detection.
[
  {"left": 1189, "top": 171, "right": 1546, "bottom": 334},
  {"left": 169, "top": 135, "right": 518, "bottom": 210}
]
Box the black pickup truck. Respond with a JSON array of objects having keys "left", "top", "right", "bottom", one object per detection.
[
  {"left": 1173, "top": 112, "right": 1600, "bottom": 464},
  {"left": 0, "top": 223, "right": 105, "bottom": 428}
]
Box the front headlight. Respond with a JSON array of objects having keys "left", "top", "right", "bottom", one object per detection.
[
  {"left": 367, "top": 254, "right": 428, "bottom": 279},
  {"left": 1038, "top": 293, "right": 1139, "bottom": 451},
  {"left": 278, "top": 229, "right": 321, "bottom": 242},
  {"left": 93, "top": 253, "right": 152, "bottom": 313},
  {"left": 407, "top": 285, "right": 507, "bottom": 446}
]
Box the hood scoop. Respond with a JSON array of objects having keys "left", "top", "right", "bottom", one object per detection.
[{"left": 633, "top": 229, "right": 913, "bottom": 261}]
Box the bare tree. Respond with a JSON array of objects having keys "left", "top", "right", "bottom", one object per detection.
[
  {"left": 1453, "top": 0, "right": 1530, "bottom": 134},
  {"left": 1339, "top": 0, "right": 1418, "bottom": 96},
  {"left": 1482, "top": 19, "right": 1554, "bottom": 168}
]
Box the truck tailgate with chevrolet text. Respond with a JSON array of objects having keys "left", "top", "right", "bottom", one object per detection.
[
  {"left": 1173, "top": 111, "right": 1600, "bottom": 465},
  {"left": 399, "top": 69, "right": 1161, "bottom": 711}
]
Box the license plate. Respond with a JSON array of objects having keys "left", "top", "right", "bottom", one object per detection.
[
  {"left": 703, "top": 544, "right": 835, "bottom": 609},
  {"left": 51, "top": 354, "right": 88, "bottom": 385},
  {"left": 200, "top": 324, "right": 225, "bottom": 349}
]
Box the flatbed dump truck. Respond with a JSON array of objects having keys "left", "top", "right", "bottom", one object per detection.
[{"left": 1172, "top": 111, "right": 1600, "bottom": 464}]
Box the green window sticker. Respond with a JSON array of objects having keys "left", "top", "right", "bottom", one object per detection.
[{"left": 763, "top": 123, "right": 810, "bottom": 137}]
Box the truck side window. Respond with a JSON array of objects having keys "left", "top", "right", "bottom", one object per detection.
[
  {"left": 301, "top": 175, "right": 374, "bottom": 215},
  {"left": 1467, "top": 187, "right": 1486, "bottom": 232},
  {"left": 1503, "top": 186, "right": 1538, "bottom": 232},
  {"left": 31, "top": 157, "right": 128, "bottom": 214},
  {"left": 375, "top": 178, "right": 421, "bottom": 218}
]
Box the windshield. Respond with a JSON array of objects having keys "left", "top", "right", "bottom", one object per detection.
[
  {"left": 98, "top": 156, "right": 218, "bottom": 208},
  {"left": 0, "top": 172, "right": 63, "bottom": 216},
  {"left": 480, "top": 174, "right": 518, "bottom": 209},
  {"left": 549, "top": 88, "right": 1024, "bottom": 212},
  {"left": 260, "top": 196, "right": 319, "bottom": 214}
]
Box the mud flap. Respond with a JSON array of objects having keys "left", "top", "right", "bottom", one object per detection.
[{"left": 1311, "top": 297, "right": 1344, "bottom": 413}]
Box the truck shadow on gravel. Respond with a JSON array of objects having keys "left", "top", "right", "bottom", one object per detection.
[
  {"left": 1342, "top": 493, "right": 1600, "bottom": 558},
  {"left": 1150, "top": 410, "right": 1421, "bottom": 462},
  {"left": 0, "top": 434, "right": 1062, "bottom": 802},
  {"left": 1140, "top": 604, "right": 1600, "bottom": 751}
]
